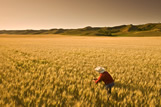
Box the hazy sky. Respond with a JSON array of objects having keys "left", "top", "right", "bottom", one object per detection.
[{"left": 0, "top": 0, "right": 161, "bottom": 30}]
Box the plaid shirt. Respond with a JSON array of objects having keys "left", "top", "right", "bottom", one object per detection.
[{"left": 95, "top": 71, "right": 114, "bottom": 85}]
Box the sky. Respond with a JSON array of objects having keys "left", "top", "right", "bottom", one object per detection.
[{"left": 0, "top": 0, "right": 161, "bottom": 30}]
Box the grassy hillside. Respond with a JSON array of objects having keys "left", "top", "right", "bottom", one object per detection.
[{"left": 0, "top": 23, "right": 161, "bottom": 37}]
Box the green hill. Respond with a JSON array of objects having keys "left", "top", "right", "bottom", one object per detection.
[{"left": 0, "top": 23, "right": 161, "bottom": 37}]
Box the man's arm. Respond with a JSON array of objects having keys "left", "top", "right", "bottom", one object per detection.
[{"left": 95, "top": 74, "right": 103, "bottom": 84}]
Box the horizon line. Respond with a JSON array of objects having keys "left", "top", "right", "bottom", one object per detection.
[{"left": 0, "top": 22, "right": 160, "bottom": 31}]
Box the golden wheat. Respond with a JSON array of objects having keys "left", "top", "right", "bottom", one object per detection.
[{"left": 0, "top": 35, "right": 161, "bottom": 106}]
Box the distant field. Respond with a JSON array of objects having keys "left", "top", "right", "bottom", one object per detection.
[{"left": 0, "top": 34, "right": 161, "bottom": 106}]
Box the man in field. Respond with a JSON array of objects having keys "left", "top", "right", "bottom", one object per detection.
[{"left": 93, "top": 67, "right": 114, "bottom": 94}]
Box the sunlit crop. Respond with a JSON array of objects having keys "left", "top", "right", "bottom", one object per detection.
[{"left": 0, "top": 35, "right": 161, "bottom": 106}]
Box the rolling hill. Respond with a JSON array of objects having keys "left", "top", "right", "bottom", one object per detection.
[{"left": 0, "top": 23, "right": 161, "bottom": 37}]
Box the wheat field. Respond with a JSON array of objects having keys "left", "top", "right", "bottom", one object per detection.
[{"left": 0, "top": 34, "right": 161, "bottom": 107}]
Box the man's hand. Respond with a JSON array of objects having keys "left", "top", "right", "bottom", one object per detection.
[{"left": 93, "top": 78, "right": 97, "bottom": 82}]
